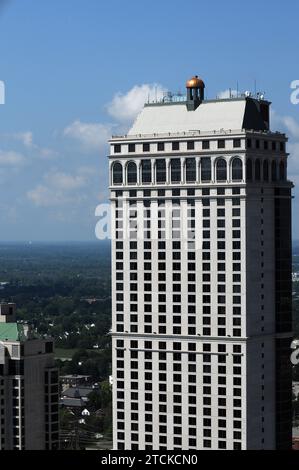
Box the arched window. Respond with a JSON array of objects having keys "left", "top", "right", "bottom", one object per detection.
[
  {"left": 186, "top": 158, "right": 196, "bottom": 183},
  {"left": 246, "top": 159, "right": 253, "bottom": 181},
  {"left": 142, "top": 160, "right": 152, "bottom": 183},
  {"left": 271, "top": 160, "right": 277, "bottom": 181},
  {"left": 127, "top": 162, "right": 137, "bottom": 184},
  {"left": 232, "top": 158, "right": 243, "bottom": 181},
  {"left": 171, "top": 159, "right": 181, "bottom": 183},
  {"left": 263, "top": 160, "right": 269, "bottom": 182},
  {"left": 113, "top": 162, "right": 123, "bottom": 185},
  {"left": 279, "top": 161, "right": 286, "bottom": 181},
  {"left": 201, "top": 158, "right": 211, "bottom": 182},
  {"left": 216, "top": 159, "right": 227, "bottom": 182},
  {"left": 255, "top": 159, "right": 261, "bottom": 181},
  {"left": 156, "top": 160, "right": 166, "bottom": 183}
]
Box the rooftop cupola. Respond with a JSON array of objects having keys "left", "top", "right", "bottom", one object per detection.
[
  {"left": 186, "top": 75, "right": 205, "bottom": 111},
  {"left": 0, "top": 303, "right": 17, "bottom": 323}
]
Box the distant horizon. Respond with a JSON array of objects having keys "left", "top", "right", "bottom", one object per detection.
[
  {"left": 0, "top": 239, "right": 298, "bottom": 245},
  {"left": 0, "top": 239, "right": 111, "bottom": 244}
]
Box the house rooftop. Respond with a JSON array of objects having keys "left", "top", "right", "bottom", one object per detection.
[
  {"left": 0, "top": 323, "right": 27, "bottom": 342},
  {"left": 128, "top": 96, "right": 272, "bottom": 137}
]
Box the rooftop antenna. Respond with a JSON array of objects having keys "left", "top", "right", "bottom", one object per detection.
[
  {"left": 155, "top": 86, "right": 157, "bottom": 103},
  {"left": 237, "top": 81, "right": 239, "bottom": 98}
]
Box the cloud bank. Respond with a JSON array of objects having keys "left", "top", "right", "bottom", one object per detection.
[{"left": 106, "top": 83, "right": 166, "bottom": 122}]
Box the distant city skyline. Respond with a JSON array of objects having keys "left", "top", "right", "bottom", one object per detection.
[{"left": 0, "top": 0, "right": 299, "bottom": 241}]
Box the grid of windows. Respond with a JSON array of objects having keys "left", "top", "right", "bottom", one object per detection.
[
  {"left": 115, "top": 340, "right": 244, "bottom": 450},
  {"left": 111, "top": 128, "right": 290, "bottom": 450}
]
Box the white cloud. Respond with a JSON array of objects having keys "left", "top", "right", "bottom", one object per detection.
[
  {"left": 46, "top": 171, "right": 87, "bottom": 191},
  {"left": 280, "top": 116, "right": 299, "bottom": 139},
  {"left": 63, "top": 83, "right": 167, "bottom": 150},
  {"left": 106, "top": 83, "right": 166, "bottom": 122},
  {"left": 27, "top": 170, "right": 89, "bottom": 207},
  {"left": 64, "top": 120, "right": 113, "bottom": 150},
  {"left": 0, "top": 150, "right": 26, "bottom": 167},
  {"left": 3, "top": 131, "right": 58, "bottom": 159},
  {"left": 217, "top": 89, "right": 239, "bottom": 99},
  {"left": 11, "top": 131, "right": 34, "bottom": 147}
]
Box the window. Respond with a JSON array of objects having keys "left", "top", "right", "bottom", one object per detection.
[
  {"left": 255, "top": 159, "right": 261, "bottom": 180},
  {"left": 201, "top": 158, "right": 211, "bottom": 181},
  {"left": 233, "top": 139, "right": 241, "bottom": 148},
  {"left": 171, "top": 159, "right": 181, "bottom": 183},
  {"left": 263, "top": 160, "right": 269, "bottom": 181},
  {"left": 156, "top": 160, "right": 166, "bottom": 183},
  {"left": 216, "top": 159, "right": 227, "bottom": 182},
  {"left": 232, "top": 158, "right": 243, "bottom": 181},
  {"left": 187, "top": 141, "right": 195, "bottom": 150},
  {"left": 127, "top": 162, "right": 137, "bottom": 184},
  {"left": 202, "top": 140, "right": 210, "bottom": 150},
  {"left": 114, "top": 144, "right": 121, "bottom": 153},
  {"left": 271, "top": 160, "right": 277, "bottom": 181},
  {"left": 142, "top": 160, "right": 152, "bottom": 183},
  {"left": 113, "top": 163, "right": 123, "bottom": 185},
  {"left": 45, "top": 342, "right": 53, "bottom": 354},
  {"left": 246, "top": 159, "right": 253, "bottom": 181},
  {"left": 129, "top": 144, "right": 136, "bottom": 153},
  {"left": 158, "top": 142, "right": 165, "bottom": 151},
  {"left": 143, "top": 143, "right": 150, "bottom": 152},
  {"left": 186, "top": 158, "right": 196, "bottom": 183},
  {"left": 172, "top": 142, "right": 180, "bottom": 151},
  {"left": 218, "top": 139, "right": 225, "bottom": 149}
]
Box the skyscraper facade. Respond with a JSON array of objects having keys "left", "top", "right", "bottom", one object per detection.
[
  {"left": 109, "top": 77, "right": 293, "bottom": 450},
  {"left": 0, "top": 303, "right": 59, "bottom": 450}
]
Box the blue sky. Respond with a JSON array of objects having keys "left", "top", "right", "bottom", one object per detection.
[{"left": 0, "top": 0, "right": 299, "bottom": 241}]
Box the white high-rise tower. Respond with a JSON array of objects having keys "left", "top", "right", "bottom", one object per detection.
[{"left": 109, "top": 76, "right": 293, "bottom": 450}]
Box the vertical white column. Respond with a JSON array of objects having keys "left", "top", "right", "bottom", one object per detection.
[
  {"left": 166, "top": 158, "right": 170, "bottom": 184},
  {"left": 123, "top": 161, "right": 126, "bottom": 186},
  {"left": 196, "top": 157, "right": 201, "bottom": 183},
  {"left": 181, "top": 158, "right": 185, "bottom": 184},
  {"left": 109, "top": 161, "right": 113, "bottom": 187},
  {"left": 137, "top": 161, "right": 141, "bottom": 185},
  {"left": 151, "top": 159, "right": 155, "bottom": 185},
  {"left": 211, "top": 156, "right": 217, "bottom": 183}
]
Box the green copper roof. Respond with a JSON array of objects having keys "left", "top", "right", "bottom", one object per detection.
[{"left": 0, "top": 323, "right": 26, "bottom": 342}]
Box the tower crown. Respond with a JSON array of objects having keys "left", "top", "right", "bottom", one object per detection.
[
  {"left": 186, "top": 74, "right": 205, "bottom": 111},
  {"left": 186, "top": 75, "right": 205, "bottom": 89}
]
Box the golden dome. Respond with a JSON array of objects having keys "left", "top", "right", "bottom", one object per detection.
[{"left": 186, "top": 75, "right": 205, "bottom": 89}]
